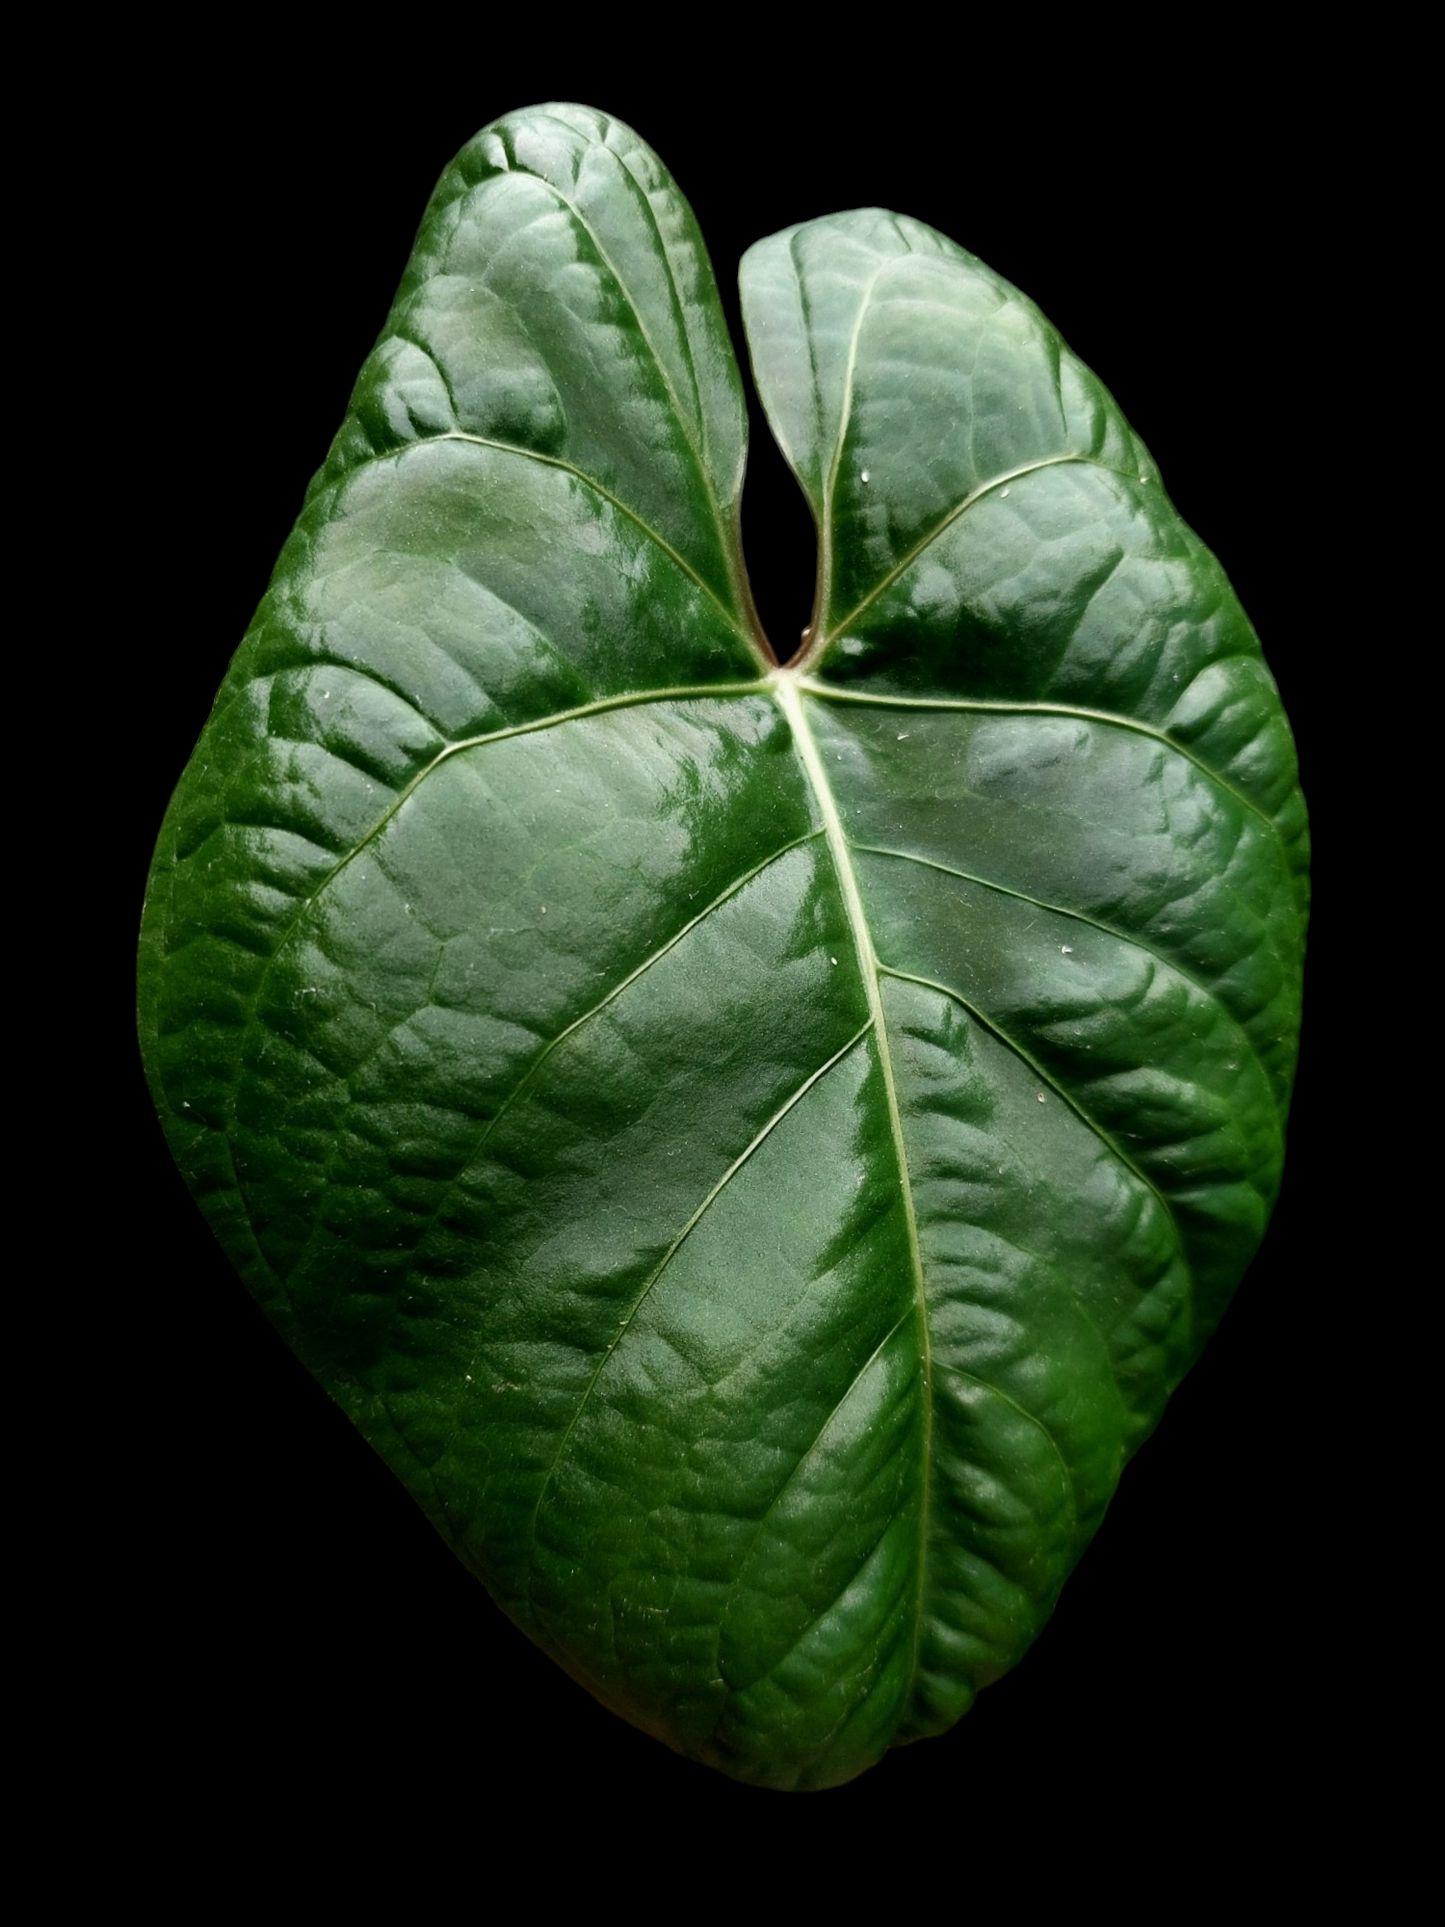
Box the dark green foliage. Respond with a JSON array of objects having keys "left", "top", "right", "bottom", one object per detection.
[{"left": 139, "top": 104, "right": 1307, "bottom": 1789}]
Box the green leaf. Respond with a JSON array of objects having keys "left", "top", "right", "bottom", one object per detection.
[{"left": 138, "top": 103, "right": 1307, "bottom": 1791}]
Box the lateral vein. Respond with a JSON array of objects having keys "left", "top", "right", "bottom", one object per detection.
[
  {"left": 408, "top": 828, "right": 828, "bottom": 1276},
  {"left": 873, "top": 963, "right": 1169, "bottom": 1215},
  {"left": 244, "top": 680, "right": 770, "bottom": 994},
  {"left": 523, "top": 1020, "right": 874, "bottom": 1596},
  {"left": 874, "top": 962, "right": 1139, "bottom": 1386},
  {"left": 817, "top": 453, "right": 1130, "bottom": 649},
  {"left": 793, "top": 679, "right": 1274, "bottom": 829},
  {"left": 849, "top": 841, "right": 1275, "bottom": 1069},
  {"left": 322, "top": 429, "right": 751, "bottom": 643}
]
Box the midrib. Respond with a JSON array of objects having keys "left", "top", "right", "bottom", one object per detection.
[{"left": 770, "top": 669, "right": 934, "bottom": 1713}]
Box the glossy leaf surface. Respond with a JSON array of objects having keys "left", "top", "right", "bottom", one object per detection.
[{"left": 138, "top": 104, "right": 1308, "bottom": 1790}]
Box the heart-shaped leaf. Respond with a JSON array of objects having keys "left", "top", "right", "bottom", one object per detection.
[{"left": 138, "top": 103, "right": 1307, "bottom": 1790}]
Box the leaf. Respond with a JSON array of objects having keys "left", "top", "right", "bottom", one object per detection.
[{"left": 137, "top": 102, "right": 1308, "bottom": 1791}]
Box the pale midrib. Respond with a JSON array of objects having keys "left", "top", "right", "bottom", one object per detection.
[{"left": 772, "top": 672, "right": 935, "bottom": 1721}]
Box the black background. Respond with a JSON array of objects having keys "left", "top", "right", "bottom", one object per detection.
[{"left": 113, "top": 46, "right": 1356, "bottom": 1866}]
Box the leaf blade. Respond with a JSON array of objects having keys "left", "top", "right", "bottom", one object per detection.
[{"left": 140, "top": 110, "right": 1307, "bottom": 1790}]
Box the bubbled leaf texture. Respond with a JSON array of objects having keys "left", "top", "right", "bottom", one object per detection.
[{"left": 139, "top": 104, "right": 1308, "bottom": 1789}]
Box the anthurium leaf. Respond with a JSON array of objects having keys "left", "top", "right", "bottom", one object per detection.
[{"left": 138, "top": 104, "right": 1307, "bottom": 1790}]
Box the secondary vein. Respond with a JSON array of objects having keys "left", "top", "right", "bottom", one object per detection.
[{"left": 794, "top": 680, "right": 1274, "bottom": 829}]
